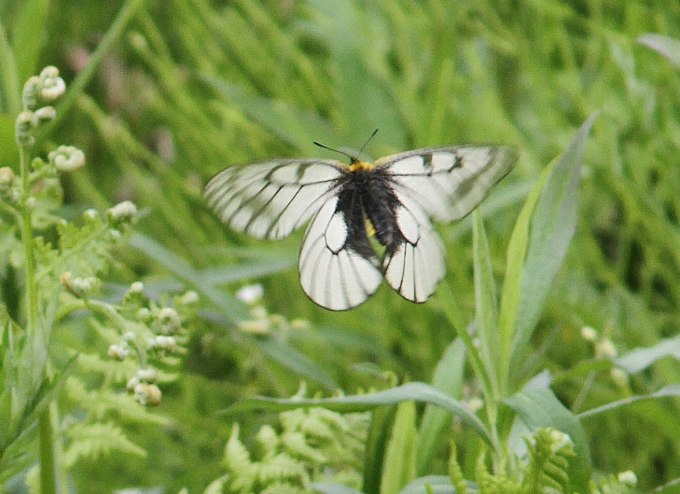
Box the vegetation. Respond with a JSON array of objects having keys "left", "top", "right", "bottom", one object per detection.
[{"left": 1, "top": 0, "right": 679, "bottom": 493}]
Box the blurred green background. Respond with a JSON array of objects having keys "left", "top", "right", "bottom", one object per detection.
[{"left": 1, "top": 0, "right": 680, "bottom": 492}]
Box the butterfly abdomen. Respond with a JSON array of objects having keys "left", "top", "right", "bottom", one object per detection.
[{"left": 337, "top": 167, "right": 404, "bottom": 258}]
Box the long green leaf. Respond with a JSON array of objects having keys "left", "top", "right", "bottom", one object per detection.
[
  {"left": 364, "top": 405, "right": 397, "bottom": 494},
  {"left": 381, "top": 401, "right": 417, "bottom": 494},
  {"left": 472, "top": 211, "right": 499, "bottom": 395},
  {"left": 638, "top": 33, "right": 680, "bottom": 68},
  {"left": 508, "top": 113, "right": 599, "bottom": 380},
  {"left": 0, "top": 22, "right": 20, "bottom": 115},
  {"left": 416, "top": 339, "right": 465, "bottom": 475},
  {"left": 130, "top": 233, "right": 246, "bottom": 320},
  {"left": 204, "top": 77, "right": 338, "bottom": 154},
  {"left": 578, "top": 384, "right": 680, "bottom": 419},
  {"left": 258, "top": 337, "right": 337, "bottom": 390},
  {"left": 615, "top": 334, "right": 680, "bottom": 373},
  {"left": 224, "top": 382, "right": 492, "bottom": 445}
]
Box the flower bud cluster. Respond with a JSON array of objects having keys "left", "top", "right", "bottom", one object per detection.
[
  {"left": 60, "top": 271, "right": 100, "bottom": 298},
  {"left": 104, "top": 281, "right": 196, "bottom": 406},
  {"left": 0, "top": 167, "right": 20, "bottom": 204},
  {"left": 48, "top": 145, "right": 85, "bottom": 172},
  {"left": 580, "top": 325, "right": 629, "bottom": 389},
  {"left": 127, "top": 368, "right": 162, "bottom": 407},
  {"left": 16, "top": 67, "right": 66, "bottom": 149},
  {"left": 105, "top": 200, "right": 138, "bottom": 230},
  {"left": 235, "top": 284, "right": 310, "bottom": 337},
  {"left": 22, "top": 66, "right": 65, "bottom": 110}
]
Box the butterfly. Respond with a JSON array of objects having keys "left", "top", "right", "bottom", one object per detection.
[{"left": 204, "top": 137, "right": 517, "bottom": 311}]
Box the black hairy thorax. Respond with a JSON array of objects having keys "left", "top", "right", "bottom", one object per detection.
[{"left": 335, "top": 165, "right": 404, "bottom": 260}]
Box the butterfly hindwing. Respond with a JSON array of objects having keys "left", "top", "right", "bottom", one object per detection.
[
  {"left": 299, "top": 195, "right": 382, "bottom": 310},
  {"left": 381, "top": 194, "right": 446, "bottom": 303},
  {"left": 204, "top": 159, "right": 344, "bottom": 239},
  {"left": 377, "top": 146, "right": 517, "bottom": 222}
]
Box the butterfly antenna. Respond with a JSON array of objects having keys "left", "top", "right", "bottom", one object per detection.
[
  {"left": 358, "top": 128, "right": 379, "bottom": 156},
  {"left": 313, "top": 141, "right": 355, "bottom": 162},
  {"left": 314, "top": 129, "right": 379, "bottom": 163}
]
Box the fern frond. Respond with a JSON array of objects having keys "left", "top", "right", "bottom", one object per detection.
[
  {"left": 256, "top": 452, "right": 310, "bottom": 486},
  {"left": 448, "top": 441, "right": 468, "bottom": 494},
  {"left": 62, "top": 422, "right": 146, "bottom": 468},
  {"left": 521, "top": 428, "right": 575, "bottom": 494},
  {"left": 65, "top": 377, "right": 169, "bottom": 425}
]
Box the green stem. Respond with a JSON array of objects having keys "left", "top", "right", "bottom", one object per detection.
[
  {"left": 20, "top": 144, "right": 57, "bottom": 494},
  {"left": 19, "top": 145, "right": 38, "bottom": 335},
  {"left": 439, "top": 283, "right": 501, "bottom": 455},
  {"left": 38, "top": 410, "right": 57, "bottom": 494}
]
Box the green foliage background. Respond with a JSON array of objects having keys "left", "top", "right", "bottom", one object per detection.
[{"left": 1, "top": 0, "right": 680, "bottom": 492}]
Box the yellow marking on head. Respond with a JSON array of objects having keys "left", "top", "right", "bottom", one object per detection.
[{"left": 348, "top": 160, "right": 375, "bottom": 172}]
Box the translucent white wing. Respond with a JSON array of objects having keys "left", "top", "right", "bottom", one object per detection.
[
  {"left": 377, "top": 146, "right": 517, "bottom": 222},
  {"left": 204, "top": 159, "right": 344, "bottom": 239},
  {"left": 299, "top": 195, "right": 383, "bottom": 310},
  {"left": 381, "top": 195, "right": 446, "bottom": 302}
]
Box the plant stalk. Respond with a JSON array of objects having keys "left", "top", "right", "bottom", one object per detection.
[{"left": 20, "top": 144, "right": 58, "bottom": 494}]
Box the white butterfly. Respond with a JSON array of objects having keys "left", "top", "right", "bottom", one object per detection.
[{"left": 204, "top": 144, "right": 517, "bottom": 311}]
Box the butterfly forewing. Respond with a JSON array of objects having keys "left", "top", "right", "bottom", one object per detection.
[
  {"left": 204, "top": 144, "right": 517, "bottom": 310},
  {"left": 377, "top": 146, "right": 517, "bottom": 221},
  {"left": 204, "top": 159, "right": 343, "bottom": 240}
]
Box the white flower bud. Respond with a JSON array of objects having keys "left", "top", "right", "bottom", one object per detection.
[
  {"left": 611, "top": 368, "right": 629, "bottom": 388},
  {"left": 580, "top": 326, "right": 597, "bottom": 342},
  {"left": 152, "top": 335, "right": 177, "bottom": 351},
  {"left": 60, "top": 271, "right": 99, "bottom": 297},
  {"left": 136, "top": 367, "right": 158, "bottom": 382},
  {"left": 108, "top": 343, "right": 130, "bottom": 360},
  {"left": 129, "top": 281, "right": 144, "bottom": 293},
  {"left": 34, "top": 106, "right": 56, "bottom": 122},
  {"left": 39, "top": 66, "right": 66, "bottom": 100},
  {"left": 0, "top": 167, "right": 15, "bottom": 186},
  {"left": 157, "top": 307, "right": 181, "bottom": 334},
  {"left": 40, "top": 66, "right": 60, "bottom": 80},
  {"left": 618, "top": 470, "right": 637, "bottom": 486},
  {"left": 596, "top": 338, "right": 617, "bottom": 358},
  {"left": 49, "top": 145, "right": 85, "bottom": 172},
  {"left": 83, "top": 208, "right": 99, "bottom": 221},
  {"left": 126, "top": 376, "right": 140, "bottom": 391},
  {"left": 106, "top": 200, "right": 138, "bottom": 224},
  {"left": 134, "top": 382, "right": 162, "bottom": 406},
  {"left": 548, "top": 429, "right": 573, "bottom": 453},
  {"left": 236, "top": 284, "right": 263, "bottom": 304}
]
